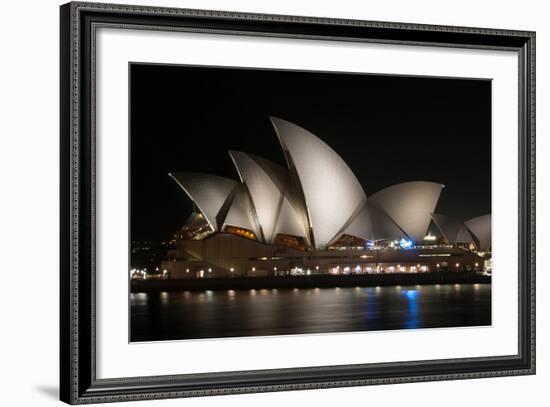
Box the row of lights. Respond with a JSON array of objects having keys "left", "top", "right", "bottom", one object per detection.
[
  {"left": 130, "top": 268, "right": 168, "bottom": 279},
  {"left": 131, "top": 267, "right": 168, "bottom": 273},
  {"left": 189, "top": 261, "right": 482, "bottom": 275},
  {"left": 192, "top": 265, "right": 322, "bottom": 274}
]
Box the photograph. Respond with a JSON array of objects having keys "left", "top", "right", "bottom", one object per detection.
[{"left": 129, "top": 63, "right": 493, "bottom": 342}]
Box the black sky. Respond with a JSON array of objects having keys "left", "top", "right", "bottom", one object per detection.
[{"left": 130, "top": 63, "right": 491, "bottom": 242}]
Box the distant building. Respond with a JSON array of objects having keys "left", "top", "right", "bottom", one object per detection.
[{"left": 160, "top": 117, "right": 491, "bottom": 279}]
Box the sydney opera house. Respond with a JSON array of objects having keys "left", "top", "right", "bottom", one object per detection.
[{"left": 159, "top": 117, "right": 491, "bottom": 279}]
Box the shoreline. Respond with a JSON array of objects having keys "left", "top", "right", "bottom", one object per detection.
[{"left": 131, "top": 272, "right": 491, "bottom": 293}]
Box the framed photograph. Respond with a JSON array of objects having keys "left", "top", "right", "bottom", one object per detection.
[{"left": 60, "top": 1, "right": 535, "bottom": 404}]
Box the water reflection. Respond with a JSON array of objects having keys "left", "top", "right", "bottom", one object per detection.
[
  {"left": 402, "top": 289, "right": 420, "bottom": 329},
  {"left": 130, "top": 284, "right": 491, "bottom": 342},
  {"left": 364, "top": 287, "right": 378, "bottom": 326}
]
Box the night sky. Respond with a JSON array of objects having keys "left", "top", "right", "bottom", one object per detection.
[{"left": 130, "top": 64, "right": 491, "bottom": 242}]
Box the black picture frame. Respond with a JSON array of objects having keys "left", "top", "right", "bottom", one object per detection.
[{"left": 60, "top": 2, "right": 536, "bottom": 404}]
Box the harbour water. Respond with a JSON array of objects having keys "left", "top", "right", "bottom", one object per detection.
[{"left": 130, "top": 283, "right": 491, "bottom": 342}]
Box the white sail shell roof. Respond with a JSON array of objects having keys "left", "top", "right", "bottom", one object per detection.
[
  {"left": 368, "top": 202, "right": 406, "bottom": 241},
  {"left": 457, "top": 225, "right": 477, "bottom": 246},
  {"left": 169, "top": 173, "right": 237, "bottom": 231},
  {"left": 270, "top": 117, "right": 367, "bottom": 248},
  {"left": 369, "top": 181, "right": 443, "bottom": 242},
  {"left": 222, "top": 184, "right": 261, "bottom": 238},
  {"left": 170, "top": 119, "right": 487, "bottom": 251},
  {"left": 431, "top": 213, "right": 460, "bottom": 243},
  {"left": 432, "top": 213, "right": 476, "bottom": 245},
  {"left": 338, "top": 203, "right": 373, "bottom": 242},
  {"left": 465, "top": 214, "right": 491, "bottom": 251},
  {"left": 229, "top": 151, "right": 287, "bottom": 243},
  {"left": 273, "top": 195, "right": 309, "bottom": 241}
]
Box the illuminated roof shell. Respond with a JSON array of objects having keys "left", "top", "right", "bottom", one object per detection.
[
  {"left": 229, "top": 151, "right": 290, "bottom": 243},
  {"left": 369, "top": 181, "right": 443, "bottom": 242},
  {"left": 335, "top": 203, "right": 373, "bottom": 242},
  {"left": 171, "top": 119, "right": 489, "bottom": 252},
  {"left": 221, "top": 184, "right": 261, "bottom": 239},
  {"left": 169, "top": 172, "right": 237, "bottom": 231},
  {"left": 465, "top": 214, "right": 491, "bottom": 251},
  {"left": 330, "top": 200, "right": 407, "bottom": 243},
  {"left": 368, "top": 202, "right": 407, "bottom": 241},
  {"left": 273, "top": 195, "right": 309, "bottom": 242},
  {"left": 431, "top": 213, "right": 477, "bottom": 246},
  {"left": 271, "top": 117, "right": 367, "bottom": 249}
]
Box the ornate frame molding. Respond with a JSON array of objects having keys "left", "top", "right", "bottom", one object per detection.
[{"left": 60, "top": 2, "right": 535, "bottom": 404}]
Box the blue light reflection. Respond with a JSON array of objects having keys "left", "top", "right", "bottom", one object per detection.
[{"left": 402, "top": 289, "right": 420, "bottom": 329}]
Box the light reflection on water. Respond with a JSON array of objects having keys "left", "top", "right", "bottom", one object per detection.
[
  {"left": 130, "top": 284, "right": 491, "bottom": 342},
  {"left": 402, "top": 289, "right": 419, "bottom": 329}
]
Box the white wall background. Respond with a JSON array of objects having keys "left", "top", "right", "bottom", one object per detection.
[{"left": 0, "top": 0, "right": 546, "bottom": 406}]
